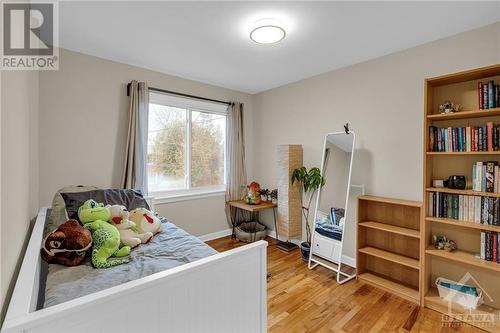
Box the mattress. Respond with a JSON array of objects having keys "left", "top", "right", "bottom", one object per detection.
[{"left": 42, "top": 214, "right": 217, "bottom": 308}]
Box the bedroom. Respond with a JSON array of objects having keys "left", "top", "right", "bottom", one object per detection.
[{"left": 1, "top": 1, "right": 500, "bottom": 332}]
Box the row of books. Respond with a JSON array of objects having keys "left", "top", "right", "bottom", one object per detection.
[
  {"left": 472, "top": 161, "right": 500, "bottom": 193},
  {"left": 427, "top": 192, "right": 500, "bottom": 225},
  {"left": 479, "top": 81, "right": 500, "bottom": 110},
  {"left": 480, "top": 232, "right": 500, "bottom": 263},
  {"left": 428, "top": 122, "right": 500, "bottom": 152}
]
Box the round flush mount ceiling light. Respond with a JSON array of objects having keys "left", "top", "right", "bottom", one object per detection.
[{"left": 250, "top": 19, "right": 286, "bottom": 44}]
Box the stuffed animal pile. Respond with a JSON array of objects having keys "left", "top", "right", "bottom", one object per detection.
[
  {"left": 41, "top": 199, "right": 162, "bottom": 269},
  {"left": 107, "top": 204, "right": 154, "bottom": 248}
]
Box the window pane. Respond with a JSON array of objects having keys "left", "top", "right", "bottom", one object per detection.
[
  {"left": 147, "top": 103, "right": 187, "bottom": 192},
  {"left": 191, "top": 110, "right": 225, "bottom": 188}
]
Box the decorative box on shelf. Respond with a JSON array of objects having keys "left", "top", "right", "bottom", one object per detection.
[{"left": 435, "top": 277, "right": 483, "bottom": 310}]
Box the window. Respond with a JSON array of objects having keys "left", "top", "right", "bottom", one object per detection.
[{"left": 147, "top": 92, "right": 227, "bottom": 198}]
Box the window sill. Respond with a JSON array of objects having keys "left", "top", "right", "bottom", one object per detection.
[{"left": 152, "top": 189, "right": 226, "bottom": 205}]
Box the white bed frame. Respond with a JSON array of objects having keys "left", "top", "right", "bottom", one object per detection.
[{"left": 2, "top": 207, "right": 267, "bottom": 333}]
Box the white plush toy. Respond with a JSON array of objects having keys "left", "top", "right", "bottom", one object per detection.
[
  {"left": 129, "top": 207, "right": 162, "bottom": 236},
  {"left": 106, "top": 205, "right": 153, "bottom": 248}
]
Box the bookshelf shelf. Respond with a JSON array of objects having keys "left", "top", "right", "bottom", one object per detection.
[
  {"left": 426, "top": 247, "right": 500, "bottom": 272},
  {"left": 357, "top": 195, "right": 421, "bottom": 207},
  {"left": 426, "top": 187, "right": 500, "bottom": 198},
  {"left": 358, "top": 272, "right": 419, "bottom": 303},
  {"left": 426, "top": 151, "right": 500, "bottom": 155},
  {"left": 426, "top": 216, "right": 500, "bottom": 233},
  {"left": 359, "top": 221, "right": 420, "bottom": 238},
  {"left": 359, "top": 246, "right": 419, "bottom": 270},
  {"left": 427, "top": 107, "right": 500, "bottom": 121},
  {"left": 423, "top": 64, "right": 500, "bottom": 331}
]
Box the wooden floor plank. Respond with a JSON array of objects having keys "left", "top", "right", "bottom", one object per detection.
[{"left": 207, "top": 236, "right": 481, "bottom": 333}]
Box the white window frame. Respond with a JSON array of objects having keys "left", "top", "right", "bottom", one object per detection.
[{"left": 148, "top": 92, "right": 228, "bottom": 203}]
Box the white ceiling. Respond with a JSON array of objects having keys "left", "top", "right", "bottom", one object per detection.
[{"left": 59, "top": 1, "right": 500, "bottom": 94}]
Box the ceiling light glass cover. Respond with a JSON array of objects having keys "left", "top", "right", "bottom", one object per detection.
[{"left": 250, "top": 20, "right": 286, "bottom": 44}]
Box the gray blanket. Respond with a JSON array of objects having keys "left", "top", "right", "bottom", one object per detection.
[{"left": 43, "top": 221, "right": 217, "bottom": 308}]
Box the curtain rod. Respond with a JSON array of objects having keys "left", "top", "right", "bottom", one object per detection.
[{"left": 126, "top": 83, "right": 233, "bottom": 106}]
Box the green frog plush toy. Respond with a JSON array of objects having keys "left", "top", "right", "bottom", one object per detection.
[{"left": 78, "top": 199, "right": 131, "bottom": 268}]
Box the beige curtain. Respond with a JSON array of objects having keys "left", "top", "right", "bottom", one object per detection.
[
  {"left": 225, "top": 102, "right": 252, "bottom": 227},
  {"left": 122, "top": 80, "right": 149, "bottom": 194}
]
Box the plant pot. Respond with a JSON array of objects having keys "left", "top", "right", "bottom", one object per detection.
[{"left": 300, "top": 242, "right": 311, "bottom": 262}]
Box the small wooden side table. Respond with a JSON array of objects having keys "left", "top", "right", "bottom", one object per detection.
[{"left": 226, "top": 200, "right": 278, "bottom": 240}]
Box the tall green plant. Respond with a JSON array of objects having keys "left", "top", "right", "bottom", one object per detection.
[{"left": 291, "top": 166, "right": 325, "bottom": 244}]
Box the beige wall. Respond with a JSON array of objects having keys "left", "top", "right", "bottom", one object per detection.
[
  {"left": 253, "top": 23, "right": 500, "bottom": 253},
  {"left": 155, "top": 195, "right": 228, "bottom": 237},
  {"left": 39, "top": 49, "right": 254, "bottom": 236},
  {"left": 0, "top": 71, "right": 39, "bottom": 318}
]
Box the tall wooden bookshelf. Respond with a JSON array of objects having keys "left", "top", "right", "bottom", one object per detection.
[{"left": 423, "top": 64, "right": 500, "bottom": 332}]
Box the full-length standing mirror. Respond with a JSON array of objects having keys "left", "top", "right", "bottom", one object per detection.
[{"left": 308, "top": 131, "right": 356, "bottom": 284}]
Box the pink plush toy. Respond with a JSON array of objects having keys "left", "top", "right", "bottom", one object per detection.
[{"left": 106, "top": 205, "right": 153, "bottom": 248}]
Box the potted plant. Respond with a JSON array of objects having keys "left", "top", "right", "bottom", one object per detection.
[
  {"left": 291, "top": 166, "right": 325, "bottom": 261},
  {"left": 259, "top": 188, "right": 270, "bottom": 202},
  {"left": 270, "top": 189, "right": 278, "bottom": 204}
]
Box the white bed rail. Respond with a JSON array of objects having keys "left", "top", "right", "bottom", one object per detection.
[{"left": 3, "top": 208, "right": 267, "bottom": 333}]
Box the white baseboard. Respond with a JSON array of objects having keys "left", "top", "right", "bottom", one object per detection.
[
  {"left": 266, "top": 229, "right": 356, "bottom": 268},
  {"left": 340, "top": 255, "right": 356, "bottom": 268},
  {"left": 198, "top": 228, "right": 232, "bottom": 242}
]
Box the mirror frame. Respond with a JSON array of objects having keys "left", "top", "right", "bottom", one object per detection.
[{"left": 308, "top": 131, "right": 356, "bottom": 264}]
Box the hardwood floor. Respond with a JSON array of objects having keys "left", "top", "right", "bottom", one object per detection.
[{"left": 206, "top": 236, "right": 482, "bottom": 333}]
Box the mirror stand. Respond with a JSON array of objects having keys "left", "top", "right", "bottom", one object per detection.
[{"left": 307, "top": 131, "right": 358, "bottom": 284}]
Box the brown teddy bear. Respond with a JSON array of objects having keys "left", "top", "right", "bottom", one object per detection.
[{"left": 41, "top": 219, "right": 92, "bottom": 266}]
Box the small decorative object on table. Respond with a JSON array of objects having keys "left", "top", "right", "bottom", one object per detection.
[
  {"left": 439, "top": 100, "right": 461, "bottom": 114},
  {"left": 270, "top": 189, "right": 278, "bottom": 204},
  {"left": 245, "top": 182, "right": 261, "bottom": 205},
  {"left": 433, "top": 235, "right": 457, "bottom": 252},
  {"left": 259, "top": 188, "right": 269, "bottom": 202}
]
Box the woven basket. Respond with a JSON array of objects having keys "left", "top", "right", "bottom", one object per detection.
[{"left": 235, "top": 221, "right": 267, "bottom": 243}]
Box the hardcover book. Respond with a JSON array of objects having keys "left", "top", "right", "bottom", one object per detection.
[
  {"left": 486, "top": 232, "right": 491, "bottom": 260},
  {"left": 479, "top": 82, "right": 484, "bottom": 110},
  {"left": 479, "top": 126, "right": 483, "bottom": 151},
  {"left": 481, "top": 232, "right": 486, "bottom": 260},
  {"left": 496, "top": 85, "right": 500, "bottom": 108},
  {"left": 489, "top": 81, "right": 495, "bottom": 109},
  {"left": 484, "top": 83, "right": 489, "bottom": 109},
  {"left": 429, "top": 126, "right": 436, "bottom": 152},
  {"left": 488, "top": 122, "right": 494, "bottom": 151},
  {"left": 486, "top": 161, "right": 496, "bottom": 193},
  {"left": 475, "top": 196, "right": 482, "bottom": 224},
  {"left": 494, "top": 233, "right": 498, "bottom": 263}
]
